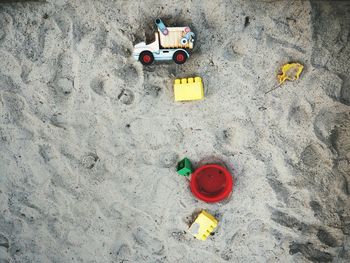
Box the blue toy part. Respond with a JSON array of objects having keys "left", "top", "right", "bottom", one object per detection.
[
  {"left": 155, "top": 18, "right": 168, "bottom": 35},
  {"left": 180, "top": 32, "right": 195, "bottom": 45}
]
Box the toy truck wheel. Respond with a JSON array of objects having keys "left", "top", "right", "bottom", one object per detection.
[
  {"left": 173, "top": 50, "right": 187, "bottom": 64},
  {"left": 139, "top": 51, "right": 154, "bottom": 65}
]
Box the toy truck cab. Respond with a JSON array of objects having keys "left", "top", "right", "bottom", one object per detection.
[{"left": 132, "top": 19, "right": 195, "bottom": 65}]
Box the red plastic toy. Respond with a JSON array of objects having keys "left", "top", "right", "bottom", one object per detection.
[{"left": 190, "top": 164, "right": 233, "bottom": 203}]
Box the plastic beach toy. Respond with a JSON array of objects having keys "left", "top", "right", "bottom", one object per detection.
[
  {"left": 278, "top": 63, "right": 304, "bottom": 85},
  {"left": 188, "top": 210, "right": 218, "bottom": 240},
  {"left": 132, "top": 18, "right": 195, "bottom": 65},
  {"left": 174, "top": 77, "right": 204, "bottom": 101},
  {"left": 265, "top": 62, "right": 304, "bottom": 94},
  {"left": 177, "top": 157, "right": 193, "bottom": 176},
  {"left": 190, "top": 164, "right": 233, "bottom": 203}
]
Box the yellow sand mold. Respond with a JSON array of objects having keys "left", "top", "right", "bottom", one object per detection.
[
  {"left": 188, "top": 210, "right": 218, "bottom": 240},
  {"left": 174, "top": 77, "right": 204, "bottom": 101}
]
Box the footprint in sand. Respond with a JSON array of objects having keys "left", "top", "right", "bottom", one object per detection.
[
  {"left": 0, "top": 234, "right": 9, "bottom": 263},
  {"left": 0, "top": 73, "right": 20, "bottom": 93},
  {"left": 133, "top": 227, "right": 164, "bottom": 256},
  {"left": 114, "top": 243, "right": 132, "bottom": 261},
  {"left": 81, "top": 153, "right": 99, "bottom": 170},
  {"left": 90, "top": 77, "right": 106, "bottom": 96},
  {"left": 0, "top": 13, "right": 10, "bottom": 43},
  {"left": 115, "top": 64, "right": 140, "bottom": 87},
  {"left": 158, "top": 152, "right": 178, "bottom": 168},
  {"left": 117, "top": 88, "right": 134, "bottom": 105},
  {"left": 1, "top": 92, "right": 26, "bottom": 124}
]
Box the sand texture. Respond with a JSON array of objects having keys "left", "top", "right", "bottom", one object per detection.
[{"left": 0, "top": 0, "right": 349, "bottom": 262}]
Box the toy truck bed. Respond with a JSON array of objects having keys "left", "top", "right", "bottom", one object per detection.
[{"left": 159, "top": 27, "right": 194, "bottom": 49}]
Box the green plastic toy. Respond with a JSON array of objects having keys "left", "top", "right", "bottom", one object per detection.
[{"left": 177, "top": 157, "right": 193, "bottom": 176}]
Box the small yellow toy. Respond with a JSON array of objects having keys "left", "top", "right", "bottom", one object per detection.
[
  {"left": 277, "top": 63, "right": 304, "bottom": 85},
  {"left": 188, "top": 210, "right": 218, "bottom": 240},
  {"left": 174, "top": 77, "right": 204, "bottom": 101},
  {"left": 266, "top": 62, "right": 304, "bottom": 94}
]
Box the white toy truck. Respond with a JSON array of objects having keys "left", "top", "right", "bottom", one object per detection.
[{"left": 132, "top": 18, "right": 195, "bottom": 65}]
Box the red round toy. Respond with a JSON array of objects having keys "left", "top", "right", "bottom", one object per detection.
[{"left": 190, "top": 164, "right": 233, "bottom": 203}]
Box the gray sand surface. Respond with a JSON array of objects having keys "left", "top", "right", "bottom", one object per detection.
[{"left": 0, "top": 0, "right": 349, "bottom": 262}]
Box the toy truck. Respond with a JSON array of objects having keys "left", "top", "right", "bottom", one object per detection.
[{"left": 132, "top": 18, "right": 195, "bottom": 65}]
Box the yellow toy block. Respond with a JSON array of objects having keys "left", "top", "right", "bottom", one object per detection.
[
  {"left": 174, "top": 77, "right": 204, "bottom": 101},
  {"left": 188, "top": 210, "right": 218, "bottom": 240}
]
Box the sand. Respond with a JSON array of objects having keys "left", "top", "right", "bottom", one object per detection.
[{"left": 0, "top": 0, "right": 349, "bottom": 262}]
